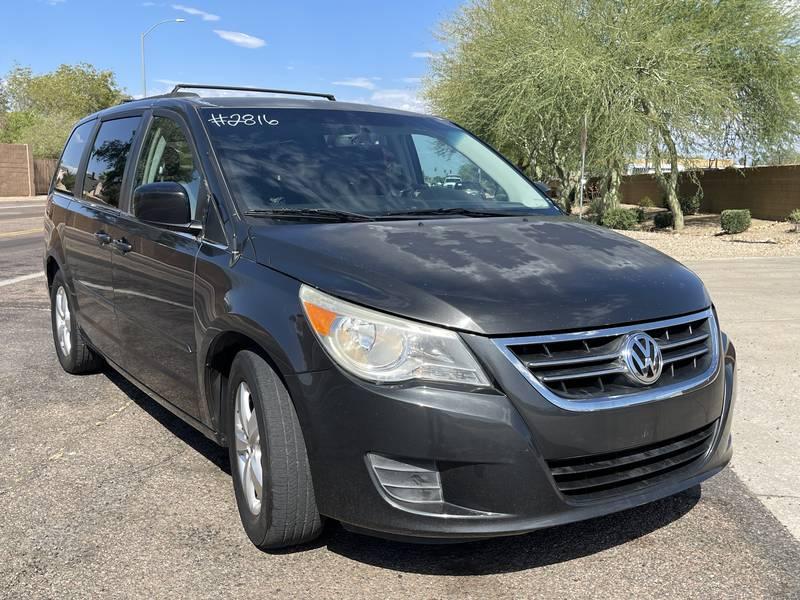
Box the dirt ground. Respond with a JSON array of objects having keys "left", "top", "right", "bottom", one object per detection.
[{"left": 616, "top": 206, "right": 800, "bottom": 261}]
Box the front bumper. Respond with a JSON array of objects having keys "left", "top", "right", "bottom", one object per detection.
[{"left": 285, "top": 332, "right": 736, "bottom": 541}]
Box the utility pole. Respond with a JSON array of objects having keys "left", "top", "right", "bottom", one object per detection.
[{"left": 578, "top": 113, "right": 587, "bottom": 219}]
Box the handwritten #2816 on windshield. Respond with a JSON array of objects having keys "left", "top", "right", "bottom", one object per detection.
[{"left": 207, "top": 113, "right": 279, "bottom": 127}]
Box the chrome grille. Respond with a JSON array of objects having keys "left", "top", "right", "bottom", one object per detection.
[
  {"left": 547, "top": 420, "right": 717, "bottom": 501},
  {"left": 494, "top": 309, "right": 719, "bottom": 411}
]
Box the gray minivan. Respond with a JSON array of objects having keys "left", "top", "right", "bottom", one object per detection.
[{"left": 44, "top": 85, "right": 736, "bottom": 549}]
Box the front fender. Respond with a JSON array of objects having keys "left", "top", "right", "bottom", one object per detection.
[{"left": 194, "top": 250, "right": 333, "bottom": 433}]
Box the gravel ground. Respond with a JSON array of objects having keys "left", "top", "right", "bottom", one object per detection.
[{"left": 618, "top": 210, "right": 800, "bottom": 262}]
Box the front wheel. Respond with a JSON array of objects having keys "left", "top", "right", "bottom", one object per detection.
[
  {"left": 50, "top": 271, "right": 103, "bottom": 374},
  {"left": 226, "top": 350, "right": 322, "bottom": 549}
]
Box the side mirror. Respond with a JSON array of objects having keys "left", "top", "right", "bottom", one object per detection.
[{"left": 132, "top": 182, "right": 201, "bottom": 234}]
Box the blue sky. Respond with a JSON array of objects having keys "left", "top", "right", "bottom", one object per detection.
[{"left": 1, "top": 0, "right": 462, "bottom": 111}]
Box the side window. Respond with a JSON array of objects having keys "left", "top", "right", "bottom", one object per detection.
[
  {"left": 411, "top": 134, "right": 507, "bottom": 201},
  {"left": 134, "top": 116, "right": 203, "bottom": 220},
  {"left": 53, "top": 121, "right": 94, "bottom": 196},
  {"left": 83, "top": 116, "right": 141, "bottom": 208}
]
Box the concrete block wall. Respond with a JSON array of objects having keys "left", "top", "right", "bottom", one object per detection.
[
  {"left": 620, "top": 165, "right": 800, "bottom": 221},
  {"left": 0, "top": 143, "right": 35, "bottom": 197}
]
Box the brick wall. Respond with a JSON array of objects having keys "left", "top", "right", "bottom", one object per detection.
[
  {"left": 0, "top": 143, "right": 35, "bottom": 196},
  {"left": 620, "top": 165, "right": 800, "bottom": 220}
]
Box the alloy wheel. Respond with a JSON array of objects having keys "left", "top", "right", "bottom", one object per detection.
[
  {"left": 54, "top": 286, "right": 72, "bottom": 357},
  {"left": 234, "top": 381, "right": 263, "bottom": 515}
]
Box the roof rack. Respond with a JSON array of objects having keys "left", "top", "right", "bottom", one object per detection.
[{"left": 170, "top": 84, "right": 336, "bottom": 101}]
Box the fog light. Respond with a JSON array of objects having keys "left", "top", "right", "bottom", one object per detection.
[{"left": 367, "top": 453, "right": 443, "bottom": 504}]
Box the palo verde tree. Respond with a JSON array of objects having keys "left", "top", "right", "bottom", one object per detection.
[
  {"left": 0, "top": 63, "right": 125, "bottom": 157},
  {"left": 425, "top": 0, "right": 800, "bottom": 228},
  {"left": 424, "top": 0, "right": 632, "bottom": 213}
]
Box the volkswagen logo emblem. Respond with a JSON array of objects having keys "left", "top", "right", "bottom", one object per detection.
[{"left": 621, "top": 332, "right": 663, "bottom": 385}]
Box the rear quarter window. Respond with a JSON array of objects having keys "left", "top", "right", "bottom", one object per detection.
[{"left": 53, "top": 121, "right": 95, "bottom": 196}]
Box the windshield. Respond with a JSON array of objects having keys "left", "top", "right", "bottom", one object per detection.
[{"left": 201, "top": 108, "right": 559, "bottom": 218}]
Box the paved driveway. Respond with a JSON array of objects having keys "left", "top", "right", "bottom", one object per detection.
[
  {"left": 1, "top": 201, "right": 798, "bottom": 598},
  {"left": 688, "top": 257, "right": 800, "bottom": 539}
]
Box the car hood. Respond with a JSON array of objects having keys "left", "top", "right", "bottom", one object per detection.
[{"left": 247, "top": 216, "right": 710, "bottom": 335}]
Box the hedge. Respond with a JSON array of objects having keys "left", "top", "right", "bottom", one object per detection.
[
  {"left": 720, "top": 209, "right": 751, "bottom": 234},
  {"left": 653, "top": 212, "right": 674, "bottom": 229}
]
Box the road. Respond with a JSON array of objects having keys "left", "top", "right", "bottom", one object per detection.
[
  {"left": 0, "top": 197, "right": 44, "bottom": 281},
  {"left": 1, "top": 197, "right": 799, "bottom": 599}
]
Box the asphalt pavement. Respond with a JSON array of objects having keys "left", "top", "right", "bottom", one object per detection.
[
  {"left": 0, "top": 197, "right": 45, "bottom": 280},
  {"left": 1, "top": 196, "right": 799, "bottom": 599}
]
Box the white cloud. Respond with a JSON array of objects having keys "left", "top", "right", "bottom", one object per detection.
[
  {"left": 401, "top": 77, "right": 422, "bottom": 84},
  {"left": 411, "top": 51, "right": 434, "bottom": 59},
  {"left": 172, "top": 4, "right": 220, "bottom": 21},
  {"left": 213, "top": 30, "right": 266, "bottom": 48},
  {"left": 368, "top": 89, "right": 428, "bottom": 114},
  {"left": 332, "top": 77, "right": 378, "bottom": 90}
]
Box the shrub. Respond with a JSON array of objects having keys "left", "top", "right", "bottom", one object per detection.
[
  {"left": 679, "top": 193, "right": 701, "bottom": 215},
  {"left": 601, "top": 208, "right": 639, "bottom": 230},
  {"left": 789, "top": 208, "right": 800, "bottom": 232},
  {"left": 634, "top": 196, "right": 653, "bottom": 223},
  {"left": 653, "top": 211, "right": 674, "bottom": 229},
  {"left": 586, "top": 198, "right": 605, "bottom": 223},
  {"left": 720, "top": 209, "right": 751, "bottom": 234}
]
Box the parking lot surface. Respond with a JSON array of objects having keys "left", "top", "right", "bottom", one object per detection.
[{"left": 1, "top": 198, "right": 799, "bottom": 598}]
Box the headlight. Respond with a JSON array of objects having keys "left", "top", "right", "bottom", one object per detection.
[{"left": 299, "top": 285, "right": 490, "bottom": 387}]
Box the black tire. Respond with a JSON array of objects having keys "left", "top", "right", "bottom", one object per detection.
[
  {"left": 50, "top": 271, "right": 103, "bottom": 374},
  {"left": 226, "top": 350, "right": 322, "bottom": 549}
]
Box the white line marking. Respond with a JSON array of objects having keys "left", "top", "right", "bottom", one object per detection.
[
  {"left": 0, "top": 204, "right": 44, "bottom": 210},
  {"left": 0, "top": 272, "right": 43, "bottom": 287}
]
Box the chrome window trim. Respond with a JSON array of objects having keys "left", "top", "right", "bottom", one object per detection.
[{"left": 492, "top": 308, "right": 720, "bottom": 412}]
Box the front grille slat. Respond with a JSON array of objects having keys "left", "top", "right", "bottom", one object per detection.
[
  {"left": 540, "top": 364, "right": 627, "bottom": 383},
  {"left": 658, "top": 332, "right": 709, "bottom": 351},
  {"left": 526, "top": 351, "right": 620, "bottom": 369},
  {"left": 497, "top": 309, "right": 718, "bottom": 404},
  {"left": 549, "top": 426, "right": 715, "bottom": 476},
  {"left": 555, "top": 442, "right": 709, "bottom": 492},
  {"left": 662, "top": 346, "right": 709, "bottom": 365},
  {"left": 547, "top": 421, "right": 717, "bottom": 500}
]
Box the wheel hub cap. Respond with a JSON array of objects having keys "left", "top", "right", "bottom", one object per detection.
[
  {"left": 234, "top": 381, "right": 262, "bottom": 515},
  {"left": 55, "top": 286, "right": 72, "bottom": 357}
]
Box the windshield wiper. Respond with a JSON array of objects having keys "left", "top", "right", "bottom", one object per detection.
[
  {"left": 381, "top": 207, "right": 521, "bottom": 218},
  {"left": 245, "top": 208, "right": 375, "bottom": 222}
]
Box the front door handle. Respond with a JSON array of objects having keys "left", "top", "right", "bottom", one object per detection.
[
  {"left": 112, "top": 238, "right": 132, "bottom": 254},
  {"left": 94, "top": 231, "right": 112, "bottom": 245}
]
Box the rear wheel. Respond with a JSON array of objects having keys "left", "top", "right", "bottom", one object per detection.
[
  {"left": 226, "top": 350, "right": 322, "bottom": 549},
  {"left": 50, "top": 271, "right": 103, "bottom": 374}
]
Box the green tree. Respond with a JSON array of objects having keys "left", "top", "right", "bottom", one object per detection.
[
  {"left": 0, "top": 63, "right": 125, "bottom": 157},
  {"left": 425, "top": 0, "right": 800, "bottom": 229}
]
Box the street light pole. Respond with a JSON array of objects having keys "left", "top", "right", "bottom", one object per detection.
[{"left": 140, "top": 18, "right": 185, "bottom": 97}]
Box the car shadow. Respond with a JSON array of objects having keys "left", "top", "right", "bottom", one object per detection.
[
  {"left": 104, "top": 367, "right": 231, "bottom": 475},
  {"left": 103, "top": 366, "right": 701, "bottom": 575},
  {"left": 319, "top": 486, "right": 700, "bottom": 574}
]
